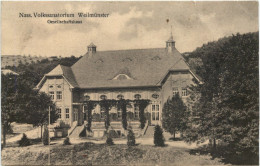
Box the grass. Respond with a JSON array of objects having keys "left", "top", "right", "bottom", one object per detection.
[
  {"left": 190, "top": 144, "right": 259, "bottom": 165},
  {"left": 2, "top": 142, "right": 225, "bottom": 165}
]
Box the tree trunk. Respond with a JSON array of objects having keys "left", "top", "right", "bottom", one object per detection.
[
  {"left": 2, "top": 124, "right": 6, "bottom": 148},
  {"left": 173, "top": 131, "right": 175, "bottom": 139},
  {"left": 41, "top": 125, "right": 43, "bottom": 139},
  {"left": 213, "top": 138, "right": 216, "bottom": 150}
]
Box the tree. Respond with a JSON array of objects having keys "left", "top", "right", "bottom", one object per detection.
[
  {"left": 127, "top": 127, "right": 136, "bottom": 146},
  {"left": 83, "top": 101, "right": 97, "bottom": 131},
  {"left": 117, "top": 99, "right": 128, "bottom": 130},
  {"left": 1, "top": 73, "right": 32, "bottom": 147},
  {"left": 162, "top": 94, "right": 187, "bottom": 138},
  {"left": 134, "top": 99, "right": 150, "bottom": 129},
  {"left": 63, "top": 137, "right": 71, "bottom": 145},
  {"left": 184, "top": 32, "right": 259, "bottom": 164},
  {"left": 42, "top": 126, "right": 49, "bottom": 145},
  {"left": 1, "top": 73, "right": 58, "bottom": 147},
  {"left": 106, "top": 136, "right": 114, "bottom": 146},
  {"left": 18, "top": 133, "right": 30, "bottom": 147},
  {"left": 21, "top": 91, "right": 58, "bottom": 139},
  {"left": 154, "top": 125, "right": 165, "bottom": 147}
]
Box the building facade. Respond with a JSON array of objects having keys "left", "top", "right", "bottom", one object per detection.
[{"left": 36, "top": 34, "right": 200, "bottom": 137}]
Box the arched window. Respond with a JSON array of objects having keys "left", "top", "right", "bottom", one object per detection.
[
  {"left": 134, "top": 94, "right": 141, "bottom": 100},
  {"left": 152, "top": 93, "right": 159, "bottom": 99},
  {"left": 100, "top": 95, "right": 107, "bottom": 100},
  {"left": 84, "top": 95, "right": 90, "bottom": 101},
  {"left": 117, "top": 94, "right": 124, "bottom": 100}
]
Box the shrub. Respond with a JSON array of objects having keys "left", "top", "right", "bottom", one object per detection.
[
  {"left": 42, "top": 127, "right": 49, "bottom": 145},
  {"left": 127, "top": 128, "right": 136, "bottom": 146},
  {"left": 63, "top": 137, "right": 71, "bottom": 145},
  {"left": 108, "top": 130, "right": 119, "bottom": 138},
  {"left": 18, "top": 133, "right": 30, "bottom": 147},
  {"left": 154, "top": 125, "right": 165, "bottom": 147},
  {"left": 106, "top": 136, "right": 114, "bottom": 146}
]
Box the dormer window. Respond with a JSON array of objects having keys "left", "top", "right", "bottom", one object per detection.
[
  {"left": 122, "top": 58, "right": 133, "bottom": 62},
  {"left": 151, "top": 56, "right": 161, "bottom": 61},
  {"left": 113, "top": 74, "right": 132, "bottom": 80}
]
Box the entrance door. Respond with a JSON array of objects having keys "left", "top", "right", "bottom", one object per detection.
[
  {"left": 73, "top": 109, "right": 78, "bottom": 122},
  {"left": 151, "top": 104, "right": 160, "bottom": 125}
]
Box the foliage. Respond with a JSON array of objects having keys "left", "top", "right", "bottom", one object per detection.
[
  {"left": 42, "top": 126, "right": 49, "bottom": 145},
  {"left": 18, "top": 133, "right": 30, "bottom": 147},
  {"left": 83, "top": 101, "right": 97, "bottom": 131},
  {"left": 127, "top": 127, "right": 136, "bottom": 146},
  {"left": 99, "top": 100, "right": 117, "bottom": 130},
  {"left": 2, "top": 143, "right": 225, "bottom": 165},
  {"left": 117, "top": 99, "right": 128, "bottom": 130},
  {"left": 154, "top": 125, "right": 165, "bottom": 147},
  {"left": 63, "top": 137, "right": 71, "bottom": 145},
  {"left": 162, "top": 93, "right": 188, "bottom": 138},
  {"left": 1, "top": 73, "right": 57, "bottom": 147},
  {"left": 5, "top": 56, "right": 81, "bottom": 88},
  {"left": 106, "top": 136, "right": 114, "bottom": 146},
  {"left": 184, "top": 32, "right": 259, "bottom": 162},
  {"left": 134, "top": 100, "right": 150, "bottom": 129}
]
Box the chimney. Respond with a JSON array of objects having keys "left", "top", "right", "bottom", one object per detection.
[{"left": 87, "top": 42, "right": 97, "bottom": 55}]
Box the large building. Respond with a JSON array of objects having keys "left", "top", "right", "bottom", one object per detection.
[{"left": 36, "top": 34, "right": 200, "bottom": 137}]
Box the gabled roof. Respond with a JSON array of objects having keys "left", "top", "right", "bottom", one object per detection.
[
  {"left": 36, "top": 64, "right": 78, "bottom": 89},
  {"left": 70, "top": 47, "right": 195, "bottom": 88}
]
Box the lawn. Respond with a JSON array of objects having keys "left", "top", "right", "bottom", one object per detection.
[{"left": 2, "top": 142, "right": 225, "bottom": 165}]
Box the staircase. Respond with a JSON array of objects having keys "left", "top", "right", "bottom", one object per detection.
[
  {"left": 142, "top": 126, "right": 155, "bottom": 138},
  {"left": 69, "top": 125, "right": 85, "bottom": 138}
]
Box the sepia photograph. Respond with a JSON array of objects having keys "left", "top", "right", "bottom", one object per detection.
[{"left": 1, "top": 1, "right": 259, "bottom": 165}]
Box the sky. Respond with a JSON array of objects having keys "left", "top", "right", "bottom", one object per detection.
[{"left": 1, "top": 1, "right": 258, "bottom": 57}]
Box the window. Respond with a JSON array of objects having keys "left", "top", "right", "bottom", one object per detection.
[
  {"left": 57, "top": 85, "right": 62, "bottom": 88},
  {"left": 100, "top": 107, "right": 105, "bottom": 119},
  {"left": 182, "top": 88, "right": 187, "bottom": 97},
  {"left": 57, "top": 108, "right": 61, "bottom": 119},
  {"left": 57, "top": 91, "right": 62, "bottom": 100},
  {"left": 65, "top": 108, "right": 69, "bottom": 119},
  {"left": 117, "top": 94, "right": 124, "bottom": 100},
  {"left": 100, "top": 95, "right": 107, "bottom": 100},
  {"left": 84, "top": 95, "right": 90, "bottom": 101},
  {"left": 134, "top": 94, "right": 141, "bottom": 100},
  {"left": 152, "top": 93, "right": 159, "bottom": 99},
  {"left": 152, "top": 104, "right": 159, "bottom": 121},
  {"left": 134, "top": 104, "right": 139, "bottom": 118},
  {"left": 173, "top": 87, "right": 179, "bottom": 96},
  {"left": 117, "top": 108, "right": 122, "bottom": 118},
  {"left": 49, "top": 91, "right": 54, "bottom": 100}
]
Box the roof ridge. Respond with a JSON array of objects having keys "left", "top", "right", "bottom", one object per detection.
[{"left": 95, "top": 47, "right": 165, "bottom": 53}]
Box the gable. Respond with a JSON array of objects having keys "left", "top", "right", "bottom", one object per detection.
[{"left": 36, "top": 64, "right": 78, "bottom": 89}]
